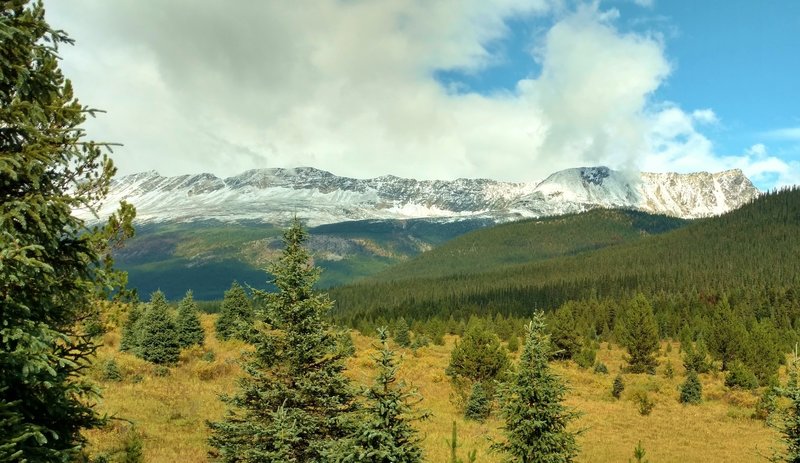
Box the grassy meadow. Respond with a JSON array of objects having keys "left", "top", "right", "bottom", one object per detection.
[{"left": 86, "top": 314, "right": 780, "bottom": 462}]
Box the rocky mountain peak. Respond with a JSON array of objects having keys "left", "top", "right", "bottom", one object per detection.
[{"left": 84, "top": 166, "right": 760, "bottom": 226}]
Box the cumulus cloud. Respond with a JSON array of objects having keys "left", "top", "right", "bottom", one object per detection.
[{"left": 44, "top": 1, "right": 796, "bottom": 188}]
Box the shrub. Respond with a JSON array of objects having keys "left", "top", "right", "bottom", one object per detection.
[
  {"left": 635, "top": 391, "right": 655, "bottom": 415},
  {"left": 612, "top": 374, "right": 625, "bottom": 399},
  {"left": 724, "top": 361, "right": 758, "bottom": 390},
  {"left": 679, "top": 370, "right": 703, "bottom": 404},
  {"left": 663, "top": 360, "right": 675, "bottom": 379},
  {"left": 100, "top": 359, "right": 123, "bottom": 382},
  {"left": 753, "top": 387, "right": 778, "bottom": 421},
  {"left": 593, "top": 362, "right": 609, "bottom": 375},
  {"left": 574, "top": 346, "right": 596, "bottom": 370}
]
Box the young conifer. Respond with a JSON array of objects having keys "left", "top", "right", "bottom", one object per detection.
[
  {"left": 176, "top": 290, "right": 205, "bottom": 348},
  {"left": 138, "top": 291, "right": 180, "bottom": 365},
  {"left": 618, "top": 294, "right": 660, "bottom": 374},
  {"left": 679, "top": 370, "right": 703, "bottom": 405},
  {"left": 333, "top": 328, "right": 427, "bottom": 462},
  {"left": 394, "top": 317, "right": 412, "bottom": 348},
  {"left": 493, "top": 313, "right": 580, "bottom": 462},
  {"left": 208, "top": 218, "right": 357, "bottom": 462},
  {"left": 215, "top": 281, "right": 254, "bottom": 341},
  {"left": 120, "top": 303, "right": 145, "bottom": 354},
  {"left": 464, "top": 382, "right": 491, "bottom": 422}
]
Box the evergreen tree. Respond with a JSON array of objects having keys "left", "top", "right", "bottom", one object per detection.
[
  {"left": 208, "top": 218, "right": 357, "bottom": 462},
  {"left": 333, "top": 328, "right": 427, "bottom": 462},
  {"left": 464, "top": 382, "right": 491, "bottom": 422},
  {"left": 679, "top": 370, "right": 702, "bottom": 405},
  {"left": 215, "top": 281, "right": 253, "bottom": 341},
  {"left": 549, "top": 302, "right": 582, "bottom": 360},
  {"left": 447, "top": 320, "right": 509, "bottom": 406},
  {"left": 493, "top": 313, "right": 580, "bottom": 463},
  {"left": 138, "top": 291, "right": 180, "bottom": 365},
  {"left": 618, "top": 294, "right": 660, "bottom": 374},
  {"left": 393, "top": 317, "right": 411, "bottom": 348},
  {"left": 772, "top": 359, "right": 800, "bottom": 462},
  {"left": 176, "top": 290, "right": 205, "bottom": 348},
  {"left": 0, "top": 2, "right": 135, "bottom": 460},
  {"left": 612, "top": 374, "right": 625, "bottom": 399},
  {"left": 120, "top": 303, "right": 145, "bottom": 354},
  {"left": 706, "top": 297, "right": 746, "bottom": 371}
]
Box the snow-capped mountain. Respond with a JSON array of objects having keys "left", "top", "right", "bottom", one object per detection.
[{"left": 77, "top": 166, "right": 759, "bottom": 226}]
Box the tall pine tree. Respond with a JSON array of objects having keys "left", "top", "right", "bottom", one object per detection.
[
  {"left": 208, "top": 218, "right": 357, "bottom": 462},
  {"left": 176, "top": 290, "right": 205, "bottom": 348},
  {"left": 215, "top": 281, "right": 254, "bottom": 341},
  {"left": 618, "top": 294, "right": 660, "bottom": 374},
  {"left": 0, "top": 2, "right": 135, "bottom": 460},
  {"left": 493, "top": 313, "right": 580, "bottom": 463}
]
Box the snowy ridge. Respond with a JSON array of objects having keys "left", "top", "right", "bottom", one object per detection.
[{"left": 76, "top": 166, "right": 760, "bottom": 226}]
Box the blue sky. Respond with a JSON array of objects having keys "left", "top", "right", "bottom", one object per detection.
[
  {"left": 47, "top": 0, "right": 800, "bottom": 189},
  {"left": 433, "top": 1, "right": 800, "bottom": 189}
]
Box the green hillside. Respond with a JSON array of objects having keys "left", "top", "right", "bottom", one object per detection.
[
  {"left": 331, "top": 188, "right": 800, "bottom": 323},
  {"left": 115, "top": 218, "right": 493, "bottom": 300},
  {"left": 369, "top": 209, "right": 688, "bottom": 281}
]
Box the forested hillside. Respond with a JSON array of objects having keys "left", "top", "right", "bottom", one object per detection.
[
  {"left": 115, "top": 218, "right": 492, "bottom": 299},
  {"left": 332, "top": 188, "right": 800, "bottom": 334},
  {"left": 369, "top": 209, "right": 688, "bottom": 281}
]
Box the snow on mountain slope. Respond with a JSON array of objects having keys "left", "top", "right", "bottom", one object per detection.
[{"left": 75, "top": 166, "right": 760, "bottom": 226}]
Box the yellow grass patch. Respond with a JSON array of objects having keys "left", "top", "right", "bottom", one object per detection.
[{"left": 85, "top": 322, "right": 779, "bottom": 462}]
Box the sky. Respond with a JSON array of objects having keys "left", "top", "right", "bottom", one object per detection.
[{"left": 45, "top": 1, "right": 800, "bottom": 190}]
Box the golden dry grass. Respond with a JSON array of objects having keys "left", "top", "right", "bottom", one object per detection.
[{"left": 85, "top": 319, "right": 779, "bottom": 462}]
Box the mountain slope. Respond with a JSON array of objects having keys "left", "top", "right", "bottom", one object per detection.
[
  {"left": 368, "top": 209, "right": 688, "bottom": 281},
  {"left": 116, "top": 217, "right": 493, "bottom": 300},
  {"left": 330, "top": 187, "right": 800, "bottom": 320},
  {"left": 80, "top": 166, "right": 759, "bottom": 226}
]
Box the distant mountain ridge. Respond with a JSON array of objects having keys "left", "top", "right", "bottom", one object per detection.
[{"left": 78, "top": 166, "right": 760, "bottom": 226}]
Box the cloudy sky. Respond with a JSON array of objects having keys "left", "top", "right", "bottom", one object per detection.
[{"left": 46, "top": 1, "right": 800, "bottom": 189}]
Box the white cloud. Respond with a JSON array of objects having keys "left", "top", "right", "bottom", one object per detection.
[
  {"left": 43, "top": 0, "right": 796, "bottom": 189},
  {"left": 763, "top": 127, "right": 800, "bottom": 141}
]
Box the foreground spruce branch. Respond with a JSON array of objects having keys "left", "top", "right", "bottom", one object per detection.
[{"left": 0, "top": 1, "right": 135, "bottom": 460}]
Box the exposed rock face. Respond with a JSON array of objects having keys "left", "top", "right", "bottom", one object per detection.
[{"left": 76, "top": 166, "right": 760, "bottom": 226}]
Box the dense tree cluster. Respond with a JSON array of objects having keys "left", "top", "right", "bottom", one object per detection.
[{"left": 121, "top": 291, "right": 204, "bottom": 365}]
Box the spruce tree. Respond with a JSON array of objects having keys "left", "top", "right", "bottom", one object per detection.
[
  {"left": 706, "top": 297, "right": 746, "bottom": 371},
  {"left": 333, "top": 328, "right": 427, "bottom": 462},
  {"left": 464, "top": 382, "right": 491, "bottom": 422},
  {"left": 679, "top": 370, "right": 702, "bottom": 405},
  {"left": 120, "top": 303, "right": 145, "bottom": 354},
  {"left": 0, "top": 2, "right": 135, "bottom": 460},
  {"left": 618, "top": 294, "right": 660, "bottom": 374},
  {"left": 549, "top": 302, "right": 582, "bottom": 360},
  {"left": 493, "top": 313, "right": 580, "bottom": 463},
  {"left": 393, "top": 317, "right": 411, "bottom": 348},
  {"left": 176, "top": 290, "right": 205, "bottom": 348},
  {"left": 215, "top": 281, "right": 254, "bottom": 341},
  {"left": 446, "top": 320, "right": 509, "bottom": 402},
  {"left": 138, "top": 291, "right": 180, "bottom": 365},
  {"left": 772, "top": 359, "right": 800, "bottom": 462},
  {"left": 208, "top": 218, "right": 357, "bottom": 462}
]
